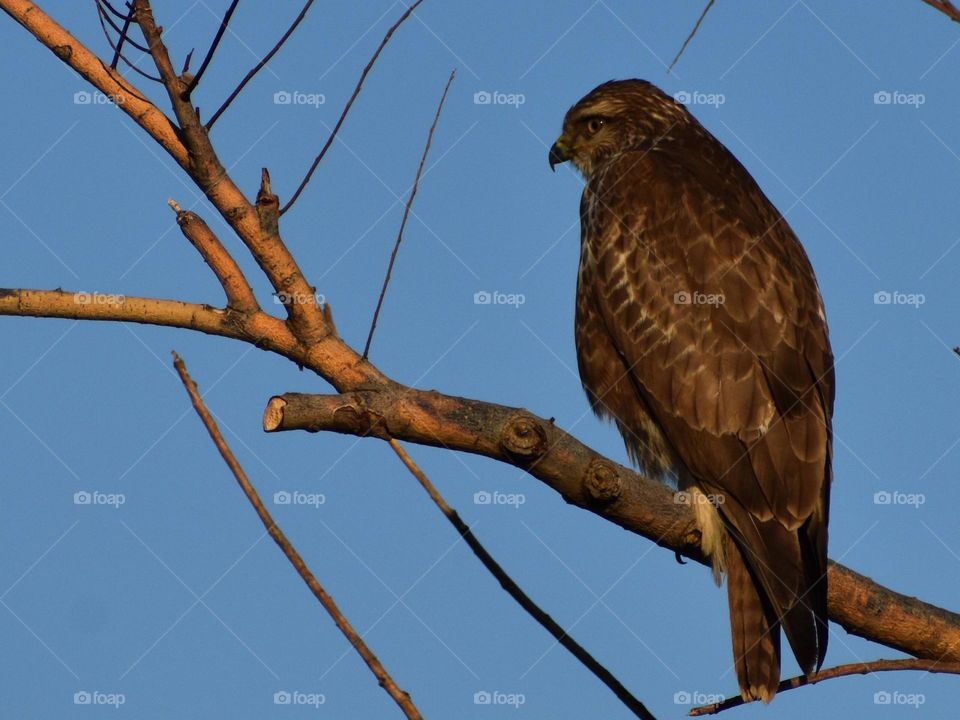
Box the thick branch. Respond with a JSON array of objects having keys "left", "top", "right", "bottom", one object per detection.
[
  {"left": 263, "top": 389, "right": 960, "bottom": 665},
  {"left": 0, "top": 0, "right": 185, "bottom": 164},
  {"left": 168, "top": 200, "right": 258, "bottom": 312},
  {"left": 132, "top": 0, "right": 327, "bottom": 344}
]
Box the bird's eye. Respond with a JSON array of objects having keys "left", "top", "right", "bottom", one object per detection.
[{"left": 586, "top": 118, "right": 604, "bottom": 134}]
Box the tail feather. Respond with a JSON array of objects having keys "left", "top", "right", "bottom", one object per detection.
[{"left": 726, "top": 534, "right": 781, "bottom": 703}]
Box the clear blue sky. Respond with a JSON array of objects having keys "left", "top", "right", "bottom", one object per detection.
[{"left": 2, "top": 1, "right": 959, "bottom": 717}]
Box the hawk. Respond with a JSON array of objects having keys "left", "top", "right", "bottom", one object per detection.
[{"left": 549, "top": 80, "right": 833, "bottom": 702}]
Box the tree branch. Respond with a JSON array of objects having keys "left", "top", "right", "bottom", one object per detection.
[
  {"left": 921, "top": 0, "right": 960, "bottom": 23},
  {"left": 263, "top": 389, "right": 960, "bottom": 667},
  {"left": 280, "top": 0, "right": 425, "bottom": 215},
  {"left": 206, "top": 0, "right": 317, "bottom": 130},
  {"left": 173, "top": 353, "right": 422, "bottom": 720},
  {"left": 168, "top": 199, "right": 259, "bottom": 311},
  {"left": 689, "top": 658, "right": 960, "bottom": 715},
  {"left": 387, "top": 439, "right": 657, "bottom": 720},
  {"left": 364, "top": 69, "right": 454, "bottom": 360}
]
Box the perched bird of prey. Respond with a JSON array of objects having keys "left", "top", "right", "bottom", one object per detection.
[{"left": 549, "top": 79, "right": 833, "bottom": 702}]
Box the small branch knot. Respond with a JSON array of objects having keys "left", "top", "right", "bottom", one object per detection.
[
  {"left": 583, "top": 459, "right": 622, "bottom": 504},
  {"left": 500, "top": 414, "right": 548, "bottom": 460}
]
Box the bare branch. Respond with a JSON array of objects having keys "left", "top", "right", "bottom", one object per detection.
[
  {"left": 180, "top": 0, "right": 240, "bottom": 98},
  {"left": 206, "top": 0, "right": 317, "bottom": 130},
  {"left": 689, "top": 658, "right": 960, "bottom": 715},
  {"left": 134, "top": 0, "right": 328, "bottom": 344},
  {"left": 668, "top": 0, "right": 716, "bottom": 73},
  {"left": 1, "top": 0, "right": 185, "bottom": 163},
  {"left": 280, "top": 0, "right": 425, "bottom": 215},
  {"left": 173, "top": 353, "right": 423, "bottom": 720},
  {"left": 363, "top": 69, "right": 454, "bottom": 360},
  {"left": 921, "top": 0, "right": 960, "bottom": 23},
  {"left": 263, "top": 390, "right": 960, "bottom": 666},
  {"left": 167, "top": 199, "right": 259, "bottom": 311},
  {"left": 388, "top": 439, "right": 657, "bottom": 720}
]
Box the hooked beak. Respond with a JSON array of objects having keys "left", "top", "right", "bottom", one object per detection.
[{"left": 549, "top": 137, "right": 571, "bottom": 172}]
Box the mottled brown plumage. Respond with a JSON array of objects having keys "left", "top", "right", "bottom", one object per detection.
[{"left": 549, "top": 79, "right": 833, "bottom": 702}]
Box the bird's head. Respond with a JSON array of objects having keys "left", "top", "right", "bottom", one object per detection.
[{"left": 549, "top": 79, "right": 692, "bottom": 179}]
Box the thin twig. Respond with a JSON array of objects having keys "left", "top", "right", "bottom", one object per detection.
[
  {"left": 280, "top": 0, "right": 425, "bottom": 215},
  {"left": 689, "top": 658, "right": 960, "bottom": 716},
  {"left": 921, "top": 0, "right": 960, "bottom": 22},
  {"left": 363, "top": 69, "right": 453, "bottom": 360},
  {"left": 95, "top": 0, "right": 160, "bottom": 81},
  {"left": 668, "top": 0, "right": 715, "bottom": 74},
  {"left": 387, "top": 439, "right": 658, "bottom": 720},
  {"left": 206, "top": 0, "right": 316, "bottom": 130},
  {"left": 172, "top": 353, "right": 423, "bottom": 720},
  {"left": 181, "top": 0, "right": 239, "bottom": 98}
]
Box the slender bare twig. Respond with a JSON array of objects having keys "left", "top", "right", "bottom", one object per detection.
[
  {"left": 689, "top": 658, "right": 960, "bottom": 716},
  {"left": 206, "top": 0, "right": 316, "bottom": 130},
  {"left": 387, "top": 439, "right": 658, "bottom": 720},
  {"left": 280, "top": 0, "right": 425, "bottom": 215},
  {"left": 181, "top": 0, "right": 240, "bottom": 98},
  {"left": 668, "top": 0, "right": 716, "bottom": 73},
  {"left": 921, "top": 0, "right": 960, "bottom": 22},
  {"left": 363, "top": 69, "right": 453, "bottom": 360},
  {"left": 95, "top": 0, "right": 160, "bottom": 80},
  {"left": 172, "top": 353, "right": 423, "bottom": 720}
]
